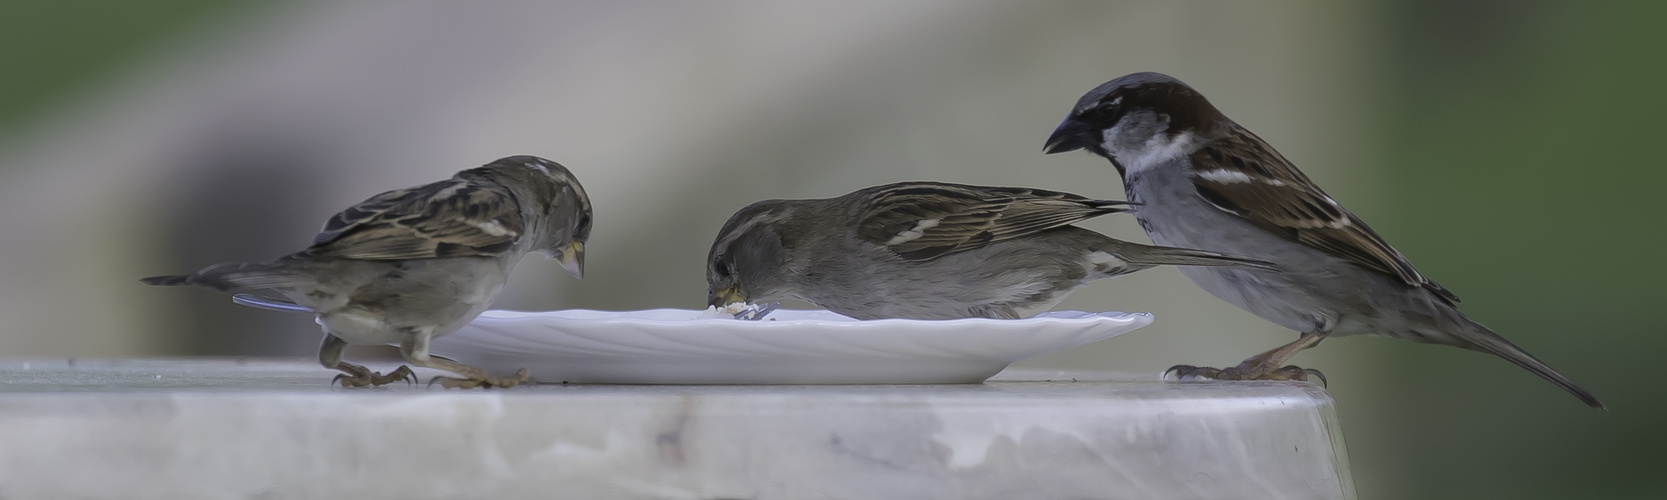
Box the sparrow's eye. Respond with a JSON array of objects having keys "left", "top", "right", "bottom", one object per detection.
[
  {"left": 1095, "top": 96, "right": 1125, "bottom": 117},
  {"left": 575, "top": 214, "right": 591, "bottom": 233},
  {"left": 714, "top": 259, "right": 733, "bottom": 278}
]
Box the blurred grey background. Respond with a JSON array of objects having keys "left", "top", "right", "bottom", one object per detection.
[{"left": 1, "top": 1, "right": 1662, "bottom": 499}]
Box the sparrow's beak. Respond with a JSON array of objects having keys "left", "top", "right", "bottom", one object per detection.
[
  {"left": 708, "top": 284, "right": 746, "bottom": 309},
  {"left": 555, "top": 241, "right": 585, "bottom": 280},
  {"left": 1044, "top": 116, "right": 1092, "bottom": 154}
]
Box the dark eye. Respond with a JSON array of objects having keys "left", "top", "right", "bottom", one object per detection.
[
  {"left": 714, "top": 259, "right": 732, "bottom": 277},
  {"left": 575, "top": 214, "right": 591, "bottom": 233},
  {"left": 1095, "top": 97, "right": 1125, "bottom": 118}
]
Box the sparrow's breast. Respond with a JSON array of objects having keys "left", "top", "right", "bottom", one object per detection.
[
  {"left": 312, "top": 257, "right": 512, "bottom": 344},
  {"left": 1124, "top": 161, "right": 1353, "bottom": 333}
]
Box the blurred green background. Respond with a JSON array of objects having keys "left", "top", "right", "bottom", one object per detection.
[
  {"left": 0, "top": 0, "right": 259, "bottom": 129},
  {"left": 0, "top": 1, "right": 1661, "bottom": 499},
  {"left": 1370, "top": 2, "right": 1666, "bottom": 498}
]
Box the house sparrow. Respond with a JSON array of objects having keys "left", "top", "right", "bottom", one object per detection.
[
  {"left": 706, "top": 181, "right": 1277, "bottom": 320},
  {"left": 142, "top": 155, "right": 591, "bottom": 389},
  {"left": 1044, "top": 72, "right": 1603, "bottom": 408}
]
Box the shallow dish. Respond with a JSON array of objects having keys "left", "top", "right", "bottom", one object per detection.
[{"left": 429, "top": 308, "right": 1152, "bottom": 385}]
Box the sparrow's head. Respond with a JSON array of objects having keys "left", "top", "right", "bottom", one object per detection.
[
  {"left": 706, "top": 200, "right": 800, "bottom": 308},
  {"left": 1044, "top": 72, "right": 1225, "bottom": 174},
  {"left": 480, "top": 155, "right": 592, "bottom": 279}
]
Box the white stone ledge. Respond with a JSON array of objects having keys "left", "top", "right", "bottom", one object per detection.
[{"left": 0, "top": 359, "right": 1353, "bottom": 500}]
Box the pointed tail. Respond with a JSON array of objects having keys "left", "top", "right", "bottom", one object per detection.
[
  {"left": 140, "top": 261, "right": 309, "bottom": 293},
  {"left": 139, "top": 274, "right": 194, "bottom": 286},
  {"left": 1452, "top": 317, "right": 1605, "bottom": 409},
  {"left": 1446, "top": 318, "right": 1600, "bottom": 408}
]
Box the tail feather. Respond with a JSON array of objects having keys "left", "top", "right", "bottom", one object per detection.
[
  {"left": 231, "top": 294, "right": 314, "bottom": 313},
  {"left": 1113, "top": 242, "right": 1280, "bottom": 272},
  {"left": 1453, "top": 318, "right": 1605, "bottom": 409},
  {"left": 139, "top": 262, "right": 309, "bottom": 293},
  {"left": 139, "top": 274, "right": 193, "bottom": 286}
]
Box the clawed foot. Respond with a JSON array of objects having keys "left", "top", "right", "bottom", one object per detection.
[
  {"left": 332, "top": 365, "right": 419, "bottom": 388},
  {"left": 1163, "top": 364, "right": 1327, "bottom": 386},
  {"left": 426, "top": 368, "right": 532, "bottom": 389}
]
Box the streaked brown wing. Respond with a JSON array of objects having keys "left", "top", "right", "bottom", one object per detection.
[
  {"left": 304, "top": 177, "right": 525, "bottom": 260},
  {"left": 1190, "top": 127, "right": 1458, "bottom": 302},
  {"left": 853, "top": 182, "right": 1129, "bottom": 261}
]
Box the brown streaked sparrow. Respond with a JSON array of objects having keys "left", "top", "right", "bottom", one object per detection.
[
  {"left": 706, "top": 181, "right": 1277, "bottom": 320},
  {"left": 1044, "top": 72, "right": 1602, "bottom": 408},
  {"left": 142, "top": 155, "right": 591, "bottom": 389}
]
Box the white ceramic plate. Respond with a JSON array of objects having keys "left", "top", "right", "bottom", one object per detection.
[{"left": 430, "top": 308, "right": 1152, "bottom": 385}]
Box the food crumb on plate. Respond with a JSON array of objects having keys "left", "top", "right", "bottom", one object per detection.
[{"left": 699, "top": 302, "right": 756, "bottom": 319}]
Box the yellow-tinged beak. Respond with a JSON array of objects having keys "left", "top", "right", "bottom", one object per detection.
[
  {"left": 708, "top": 284, "right": 745, "bottom": 309},
  {"left": 556, "top": 241, "right": 585, "bottom": 280}
]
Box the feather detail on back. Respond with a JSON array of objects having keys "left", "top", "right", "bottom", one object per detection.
[
  {"left": 304, "top": 177, "right": 524, "bottom": 260},
  {"left": 1189, "top": 125, "right": 1459, "bottom": 303},
  {"left": 851, "top": 182, "right": 1131, "bottom": 261}
]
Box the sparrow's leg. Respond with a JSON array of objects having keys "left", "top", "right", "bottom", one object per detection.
[
  {"left": 397, "top": 330, "right": 531, "bottom": 389},
  {"left": 1166, "top": 330, "right": 1328, "bottom": 384},
  {"left": 318, "top": 332, "right": 418, "bottom": 387}
]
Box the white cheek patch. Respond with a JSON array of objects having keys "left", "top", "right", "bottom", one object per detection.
[
  {"left": 1100, "top": 122, "right": 1126, "bottom": 151},
  {"left": 887, "top": 218, "right": 941, "bottom": 245},
  {"left": 1107, "top": 129, "right": 1196, "bottom": 174}
]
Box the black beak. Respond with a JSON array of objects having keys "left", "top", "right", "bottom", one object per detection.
[{"left": 1044, "top": 117, "right": 1093, "bottom": 154}]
